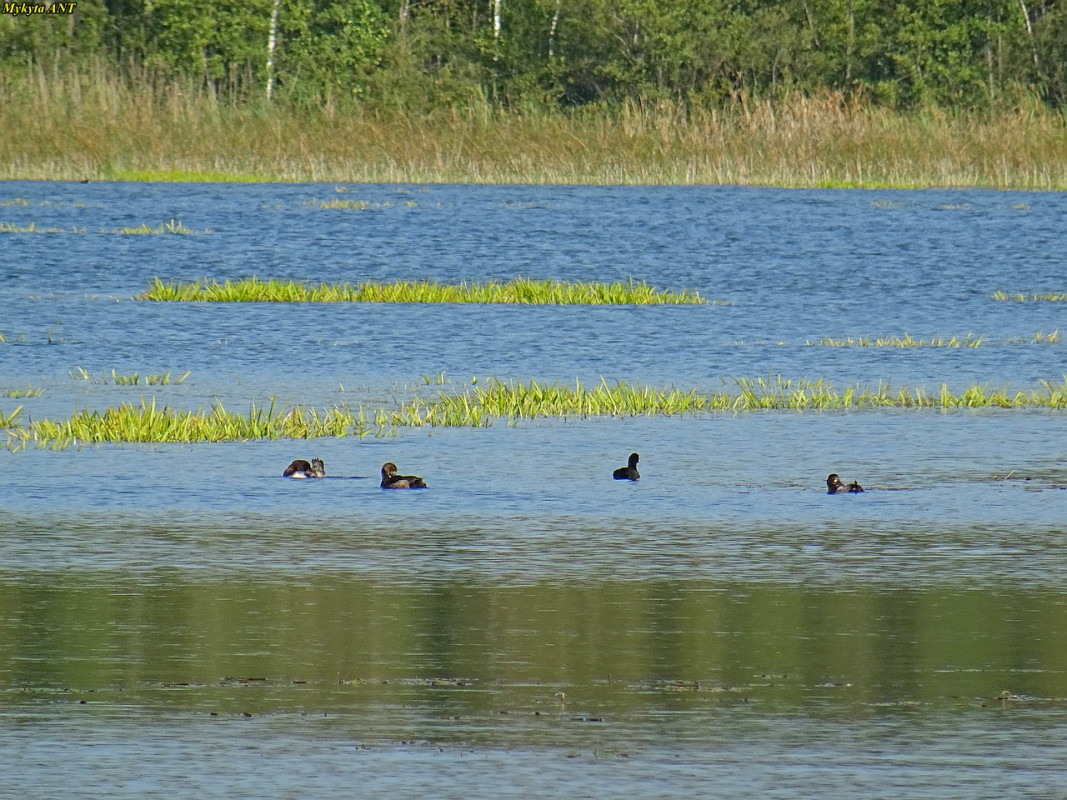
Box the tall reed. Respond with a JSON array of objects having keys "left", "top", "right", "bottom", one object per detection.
[{"left": 2, "top": 62, "right": 1065, "bottom": 187}]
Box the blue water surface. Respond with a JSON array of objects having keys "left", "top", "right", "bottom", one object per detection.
[{"left": 2, "top": 182, "right": 1066, "bottom": 799}]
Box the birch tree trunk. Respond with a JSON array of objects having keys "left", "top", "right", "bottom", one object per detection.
[
  {"left": 1017, "top": 0, "right": 1038, "bottom": 65},
  {"left": 548, "top": 0, "right": 561, "bottom": 58},
  {"left": 266, "top": 0, "right": 281, "bottom": 100},
  {"left": 493, "top": 0, "right": 502, "bottom": 60}
]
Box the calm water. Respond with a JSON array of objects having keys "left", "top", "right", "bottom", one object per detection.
[{"left": 1, "top": 182, "right": 1066, "bottom": 797}]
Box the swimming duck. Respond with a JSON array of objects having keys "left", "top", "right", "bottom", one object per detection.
[
  {"left": 381, "top": 462, "right": 427, "bottom": 489},
  {"left": 826, "top": 473, "right": 863, "bottom": 494},
  {"left": 284, "top": 458, "right": 325, "bottom": 479},
  {"left": 613, "top": 452, "right": 640, "bottom": 481},
  {"left": 284, "top": 459, "right": 312, "bottom": 478}
]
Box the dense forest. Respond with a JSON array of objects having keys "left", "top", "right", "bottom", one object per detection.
[{"left": 2, "top": 0, "right": 1066, "bottom": 111}]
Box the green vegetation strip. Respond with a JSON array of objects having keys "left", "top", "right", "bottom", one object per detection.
[
  {"left": 137, "top": 277, "right": 708, "bottom": 305},
  {"left": 4, "top": 399, "right": 373, "bottom": 449},
  {"left": 5, "top": 377, "right": 1067, "bottom": 449},
  {"left": 384, "top": 377, "right": 1067, "bottom": 426}
]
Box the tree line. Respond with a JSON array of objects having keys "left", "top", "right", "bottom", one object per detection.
[{"left": 2, "top": 0, "right": 1066, "bottom": 110}]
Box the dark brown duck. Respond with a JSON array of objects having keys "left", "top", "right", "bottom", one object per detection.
[
  {"left": 381, "top": 462, "right": 427, "bottom": 489},
  {"left": 613, "top": 452, "right": 640, "bottom": 481}
]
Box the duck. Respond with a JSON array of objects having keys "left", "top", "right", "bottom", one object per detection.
[
  {"left": 613, "top": 452, "right": 640, "bottom": 481},
  {"left": 826, "top": 473, "right": 863, "bottom": 494},
  {"left": 381, "top": 462, "right": 427, "bottom": 489},
  {"left": 284, "top": 458, "right": 325, "bottom": 479}
]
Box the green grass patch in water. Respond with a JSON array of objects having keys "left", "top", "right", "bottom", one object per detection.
[
  {"left": 8, "top": 376, "right": 1066, "bottom": 448},
  {"left": 136, "top": 276, "right": 710, "bottom": 305},
  {"left": 70, "top": 367, "right": 191, "bottom": 385},
  {"left": 383, "top": 375, "right": 1067, "bottom": 427},
  {"left": 7, "top": 398, "right": 376, "bottom": 449},
  {"left": 2, "top": 386, "right": 44, "bottom": 398}
]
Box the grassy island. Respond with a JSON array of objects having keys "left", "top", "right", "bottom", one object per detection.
[{"left": 136, "top": 277, "right": 710, "bottom": 305}]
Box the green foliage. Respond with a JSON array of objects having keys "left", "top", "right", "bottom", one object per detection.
[
  {"left": 273, "top": 0, "right": 390, "bottom": 101},
  {"left": 2, "top": 0, "right": 1066, "bottom": 109}
]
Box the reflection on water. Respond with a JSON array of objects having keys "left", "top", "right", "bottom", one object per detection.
[
  {"left": 2, "top": 183, "right": 1066, "bottom": 797},
  {"left": 3, "top": 576, "right": 1067, "bottom": 798},
  {"left": 4, "top": 577, "right": 1066, "bottom": 705}
]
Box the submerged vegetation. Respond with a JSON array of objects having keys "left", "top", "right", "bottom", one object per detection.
[
  {"left": 0, "top": 220, "right": 203, "bottom": 235},
  {"left": 105, "top": 219, "right": 200, "bottom": 235},
  {"left": 5, "top": 376, "right": 1066, "bottom": 449},
  {"left": 806, "top": 331, "right": 1061, "bottom": 347},
  {"left": 136, "top": 277, "right": 710, "bottom": 305},
  {"left": 992, "top": 291, "right": 1067, "bottom": 302}
]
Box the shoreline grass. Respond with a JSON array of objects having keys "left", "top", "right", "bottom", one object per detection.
[
  {"left": 2, "top": 65, "right": 1066, "bottom": 188},
  {"left": 7, "top": 376, "right": 1065, "bottom": 449},
  {"left": 136, "top": 277, "right": 710, "bottom": 305}
]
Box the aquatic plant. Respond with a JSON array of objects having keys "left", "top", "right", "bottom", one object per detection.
[
  {"left": 806, "top": 332, "right": 1060, "bottom": 347},
  {"left": 806, "top": 334, "right": 985, "bottom": 348},
  {"left": 9, "top": 398, "right": 377, "bottom": 449},
  {"left": 70, "top": 368, "right": 191, "bottom": 385},
  {"left": 992, "top": 291, "right": 1067, "bottom": 302},
  {"left": 104, "top": 219, "right": 200, "bottom": 235},
  {"left": 136, "top": 277, "right": 710, "bottom": 305},
  {"left": 305, "top": 198, "right": 372, "bottom": 210},
  {"left": 383, "top": 376, "right": 1067, "bottom": 427},
  {"left": 1, "top": 406, "right": 23, "bottom": 428},
  {"left": 0, "top": 222, "right": 64, "bottom": 233},
  {"left": 7, "top": 377, "right": 1066, "bottom": 449},
  {"left": 2, "top": 386, "right": 44, "bottom": 398}
]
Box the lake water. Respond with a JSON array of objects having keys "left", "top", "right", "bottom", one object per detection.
[{"left": 1, "top": 182, "right": 1066, "bottom": 797}]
